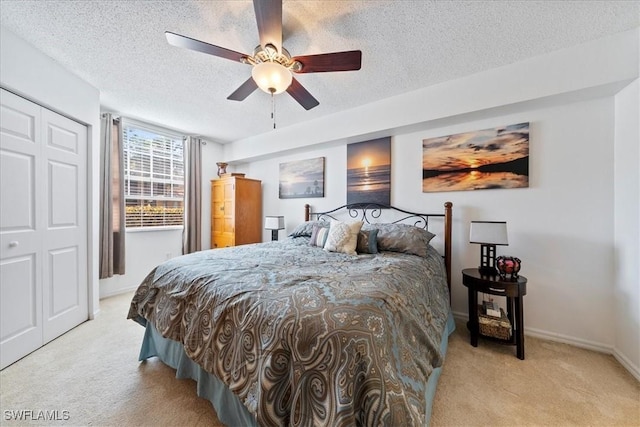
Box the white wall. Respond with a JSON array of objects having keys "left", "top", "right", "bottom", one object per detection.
[
  {"left": 99, "top": 229, "right": 182, "bottom": 298},
  {"left": 242, "top": 96, "right": 617, "bottom": 345},
  {"left": 0, "top": 26, "right": 101, "bottom": 317},
  {"left": 230, "top": 28, "right": 639, "bottom": 377},
  {"left": 245, "top": 145, "right": 346, "bottom": 242},
  {"left": 613, "top": 79, "right": 640, "bottom": 380},
  {"left": 99, "top": 137, "right": 223, "bottom": 298}
]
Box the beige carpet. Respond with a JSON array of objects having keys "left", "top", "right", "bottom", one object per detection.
[{"left": 1, "top": 292, "right": 638, "bottom": 426}]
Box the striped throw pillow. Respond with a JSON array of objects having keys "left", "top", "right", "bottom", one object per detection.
[{"left": 309, "top": 224, "right": 330, "bottom": 248}]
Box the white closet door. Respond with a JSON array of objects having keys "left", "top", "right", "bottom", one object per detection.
[
  {"left": 41, "top": 108, "right": 87, "bottom": 344},
  {"left": 0, "top": 89, "right": 44, "bottom": 368},
  {"left": 0, "top": 89, "right": 88, "bottom": 369}
]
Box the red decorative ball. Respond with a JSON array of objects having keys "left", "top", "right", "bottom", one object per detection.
[{"left": 496, "top": 256, "right": 521, "bottom": 279}]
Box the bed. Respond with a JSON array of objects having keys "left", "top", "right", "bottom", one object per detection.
[{"left": 128, "top": 202, "right": 454, "bottom": 426}]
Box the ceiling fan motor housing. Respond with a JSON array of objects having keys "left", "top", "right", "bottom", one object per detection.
[{"left": 165, "top": 0, "right": 361, "bottom": 110}]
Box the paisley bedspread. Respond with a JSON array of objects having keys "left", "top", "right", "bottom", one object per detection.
[{"left": 128, "top": 236, "right": 450, "bottom": 426}]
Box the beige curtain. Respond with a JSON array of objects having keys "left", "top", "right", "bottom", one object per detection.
[
  {"left": 182, "top": 136, "right": 202, "bottom": 254},
  {"left": 99, "top": 113, "right": 125, "bottom": 278}
]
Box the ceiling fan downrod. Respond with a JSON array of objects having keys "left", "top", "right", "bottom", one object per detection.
[{"left": 270, "top": 88, "right": 276, "bottom": 130}]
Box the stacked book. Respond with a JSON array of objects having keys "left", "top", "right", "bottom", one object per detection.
[{"left": 482, "top": 300, "right": 501, "bottom": 317}]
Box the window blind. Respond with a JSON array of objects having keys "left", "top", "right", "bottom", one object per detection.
[{"left": 122, "top": 124, "right": 184, "bottom": 228}]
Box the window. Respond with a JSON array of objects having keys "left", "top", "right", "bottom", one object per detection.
[{"left": 122, "top": 122, "right": 184, "bottom": 228}]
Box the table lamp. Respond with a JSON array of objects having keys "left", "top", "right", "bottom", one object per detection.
[
  {"left": 265, "top": 216, "right": 285, "bottom": 241},
  {"left": 470, "top": 221, "right": 508, "bottom": 276}
]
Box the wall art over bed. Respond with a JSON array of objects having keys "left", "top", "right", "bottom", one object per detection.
[
  {"left": 422, "top": 122, "right": 529, "bottom": 192},
  {"left": 347, "top": 136, "right": 391, "bottom": 205},
  {"left": 279, "top": 157, "right": 325, "bottom": 199}
]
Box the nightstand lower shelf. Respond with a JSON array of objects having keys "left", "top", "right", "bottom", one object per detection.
[{"left": 462, "top": 268, "right": 528, "bottom": 360}]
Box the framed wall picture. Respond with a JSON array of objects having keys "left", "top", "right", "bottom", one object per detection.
[
  {"left": 279, "top": 157, "right": 325, "bottom": 199},
  {"left": 422, "top": 122, "right": 529, "bottom": 192},
  {"left": 347, "top": 137, "right": 391, "bottom": 205}
]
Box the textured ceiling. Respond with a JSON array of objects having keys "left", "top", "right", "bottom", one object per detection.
[{"left": 1, "top": 1, "right": 638, "bottom": 143}]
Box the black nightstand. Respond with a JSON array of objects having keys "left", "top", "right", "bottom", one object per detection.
[{"left": 462, "top": 268, "right": 528, "bottom": 360}]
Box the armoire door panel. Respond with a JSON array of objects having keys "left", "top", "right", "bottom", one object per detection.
[
  {"left": 223, "top": 200, "right": 233, "bottom": 217},
  {"left": 212, "top": 183, "right": 223, "bottom": 202},
  {"left": 213, "top": 236, "right": 233, "bottom": 249},
  {"left": 213, "top": 222, "right": 223, "bottom": 232},
  {"left": 223, "top": 217, "right": 234, "bottom": 234},
  {"left": 213, "top": 201, "right": 224, "bottom": 217},
  {"left": 223, "top": 182, "right": 234, "bottom": 199}
]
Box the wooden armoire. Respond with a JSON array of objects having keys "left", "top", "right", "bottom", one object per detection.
[{"left": 211, "top": 175, "right": 262, "bottom": 248}]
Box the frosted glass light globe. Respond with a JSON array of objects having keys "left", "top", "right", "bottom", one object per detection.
[{"left": 251, "top": 62, "right": 293, "bottom": 94}]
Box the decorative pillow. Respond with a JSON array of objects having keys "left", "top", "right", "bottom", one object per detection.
[
  {"left": 356, "top": 229, "right": 379, "bottom": 254},
  {"left": 323, "top": 220, "right": 363, "bottom": 255},
  {"left": 288, "top": 220, "right": 328, "bottom": 238},
  {"left": 309, "top": 224, "right": 330, "bottom": 248},
  {"left": 363, "top": 223, "right": 435, "bottom": 258}
]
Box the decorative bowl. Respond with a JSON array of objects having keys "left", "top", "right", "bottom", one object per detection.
[{"left": 496, "top": 256, "right": 521, "bottom": 280}]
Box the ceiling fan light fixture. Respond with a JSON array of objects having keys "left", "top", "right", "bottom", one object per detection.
[{"left": 251, "top": 61, "right": 292, "bottom": 95}]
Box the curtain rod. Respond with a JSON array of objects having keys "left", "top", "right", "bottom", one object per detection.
[
  {"left": 184, "top": 136, "right": 207, "bottom": 145},
  {"left": 101, "top": 113, "right": 208, "bottom": 145}
]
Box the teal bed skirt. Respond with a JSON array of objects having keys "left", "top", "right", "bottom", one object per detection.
[{"left": 138, "top": 311, "right": 456, "bottom": 426}]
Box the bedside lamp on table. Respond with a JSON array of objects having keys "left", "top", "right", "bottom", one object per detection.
[
  {"left": 265, "top": 216, "right": 285, "bottom": 241},
  {"left": 470, "top": 221, "right": 508, "bottom": 276}
]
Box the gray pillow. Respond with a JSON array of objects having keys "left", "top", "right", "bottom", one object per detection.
[
  {"left": 363, "top": 223, "right": 435, "bottom": 258},
  {"left": 288, "top": 220, "right": 329, "bottom": 238},
  {"left": 356, "top": 229, "right": 378, "bottom": 254}
]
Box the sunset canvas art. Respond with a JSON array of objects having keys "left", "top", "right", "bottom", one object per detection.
[
  {"left": 347, "top": 137, "right": 391, "bottom": 205},
  {"left": 279, "top": 157, "right": 325, "bottom": 199},
  {"left": 422, "top": 123, "right": 529, "bottom": 192}
]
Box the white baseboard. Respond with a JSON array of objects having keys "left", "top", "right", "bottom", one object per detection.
[
  {"left": 452, "top": 311, "right": 612, "bottom": 353},
  {"left": 99, "top": 285, "right": 138, "bottom": 299},
  {"left": 524, "top": 326, "right": 613, "bottom": 354},
  {"left": 451, "top": 310, "right": 639, "bottom": 381},
  {"left": 451, "top": 310, "right": 468, "bottom": 323},
  {"left": 613, "top": 347, "right": 640, "bottom": 382}
]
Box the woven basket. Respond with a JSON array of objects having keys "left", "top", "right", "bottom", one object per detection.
[{"left": 477, "top": 305, "right": 512, "bottom": 340}]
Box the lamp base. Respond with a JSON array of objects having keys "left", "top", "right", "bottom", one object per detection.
[
  {"left": 271, "top": 230, "right": 279, "bottom": 241},
  {"left": 478, "top": 265, "right": 498, "bottom": 276}
]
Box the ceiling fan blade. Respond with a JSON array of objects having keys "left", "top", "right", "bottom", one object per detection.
[
  {"left": 253, "top": 0, "right": 282, "bottom": 53},
  {"left": 227, "top": 77, "right": 259, "bottom": 101},
  {"left": 286, "top": 77, "right": 319, "bottom": 110},
  {"left": 165, "top": 31, "right": 248, "bottom": 63},
  {"left": 292, "top": 50, "right": 362, "bottom": 73}
]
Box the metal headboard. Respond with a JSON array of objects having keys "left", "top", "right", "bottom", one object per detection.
[{"left": 304, "top": 202, "right": 453, "bottom": 299}]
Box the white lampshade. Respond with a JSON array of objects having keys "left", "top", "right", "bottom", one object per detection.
[
  {"left": 469, "top": 221, "right": 508, "bottom": 245},
  {"left": 265, "top": 216, "right": 285, "bottom": 230},
  {"left": 252, "top": 62, "right": 293, "bottom": 94}
]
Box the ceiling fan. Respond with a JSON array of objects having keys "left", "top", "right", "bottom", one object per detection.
[{"left": 165, "top": 0, "right": 362, "bottom": 110}]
